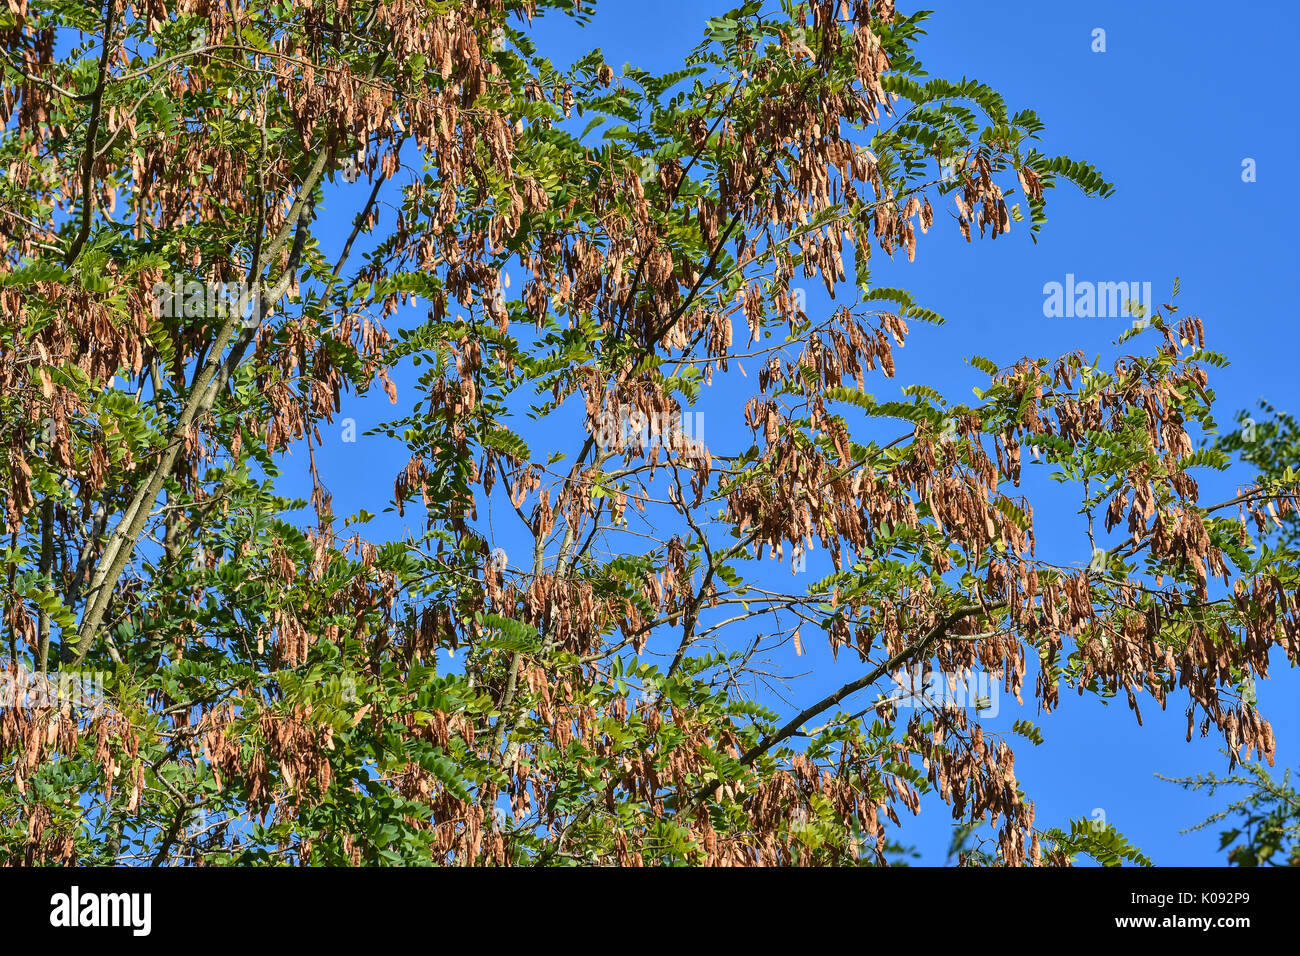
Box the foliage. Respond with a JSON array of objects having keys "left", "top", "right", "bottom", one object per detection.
[
  {"left": 1, "top": 0, "right": 1297, "bottom": 866},
  {"left": 1160, "top": 758, "right": 1300, "bottom": 866},
  {"left": 1214, "top": 400, "right": 1300, "bottom": 548}
]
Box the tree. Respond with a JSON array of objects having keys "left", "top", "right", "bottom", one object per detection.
[
  {"left": 1161, "top": 400, "right": 1300, "bottom": 866},
  {"left": 2, "top": 0, "right": 1297, "bottom": 866},
  {"left": 1161, "top": 759, "right": 1300, "bottom": 866},
  {"left": 1215, "top": 400, "right": 1300, "bottom": 549}
]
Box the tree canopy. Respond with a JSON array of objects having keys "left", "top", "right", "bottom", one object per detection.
[{"left": 2, "top": 0, "right": 1297, "bottom": 866}]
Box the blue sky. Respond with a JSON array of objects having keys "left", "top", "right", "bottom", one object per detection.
[{"left": 299, "top": 1, "right": 1300, "bottom": 864}]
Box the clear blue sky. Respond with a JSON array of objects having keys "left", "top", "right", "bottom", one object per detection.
[{"left": 302, "top": 1, "right": 1300, "bottom": 864}]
